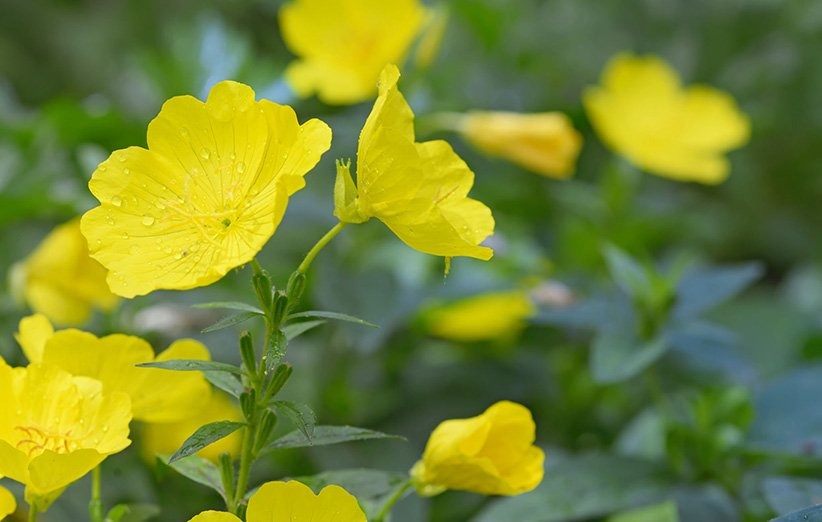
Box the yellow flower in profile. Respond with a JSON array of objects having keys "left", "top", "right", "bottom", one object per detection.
[
  {"left": 81, "top": 80, "right": 332, "bottom": 298},
  {"left": 9, "top": 218, "right": 118, "bottom": 325},
  {"left": 459, "top": 111, "right": 582, "bottom": 179},
  {"left": 424, "top": 290, "right": 535, "bottom": 342},
  {"left": 584, "top": 53, "right": 750, "bottom": 184},
  {"left": 0, "top": 358, "right": 131, "bottom": 510},
  {"left": 187, "top": 480, "right": 366, "bottom": 522},
  {"left": 0, "top": 484, "right": 15, "bottom": 519},
  {"left": 15, "top": 314, "right": 211, "bottom": 423},
  {"left": 335, "top": 65, "right": 494, "bottom": 260},
  {"left": 140, "top": 390, "right": 242, "bottom": 463},
  {"left": 411, "top": 400, "right": 544, "bottom": 496},
  {"left": 279, "top": 0, "right": 427, "bottom": 105}
]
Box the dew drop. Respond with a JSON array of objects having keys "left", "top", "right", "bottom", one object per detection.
[
  {"left": 200, "top": 148, "right": 211, "bottom": 160},
  {"left": 98, "top": 165, "right": 107, "bottom": 172},
  {"left": 156, "top": 201, "right": 166, "bottom": 210},
  {"left": 142, "top": 215, "right": 156, "bottom": 226},
  {"left": 118, "top": 156, "right": 127, "bottom": 163},
  {"left": 102, "top": 425, "right": 109, "bottom": 433},
  {"left": 105, "top": 216, "right": 115, "bottom": 225},
  {"left": 123, "top": 168, "right": 131, "bottom": 175},
  {"left": 122, "top": 232, "right": 129, "bottom": 239},
  {"left": 174, "top": 252, "right": 182, "bottom": 260},
  {"left": 229, "top": 152, "right": 236, "bottom": 161},
  {"left": 180, "top": 127, "right": 189, "bottom": 137},
  {"left": 111, "top": 196, "right": 122, "bottom": 207},
  {"left": 236, "top": 162, "right": 245, "bottom": 173}
]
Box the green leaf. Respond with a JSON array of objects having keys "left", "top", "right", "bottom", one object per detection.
[
  {"left": 201, "top": 311, "right": 263, "bottom": 333},
  {"left": 263, "top": 425, "right": 404, "bottom": 452},
  {"left": 763, "top": 477, "right": 822, "bottom": 516},
  {"left": 104, "top": 503, "right": 161, "bottom": 522},
  {"left": 607, "top": 501, "right": 679, "bottom": 522},
  {"left": 673, "top": 262, "right": 763, "bottom": 320},
  {"left": 476, "top": 454, "right": 673, "bottom": 522},
  {"left": 193, "top": 301, "right": 264, "bottom": 314},
  {"left": 604, "top": 244, "right": 652, "bottom": 299},
  {"left": 137, "top": 359, "right": 244, "bottom": 375},
  {"left": 271, "top": 401, "right": 316, "bottom": 441},
  {"left": 283, "top": 319, "right": 326, "bottom": 340},
  {"left": 264, "top": 329, "right": 288, "bottom": 372},
  {"left": 169, "top": 421, "right": 246, "bottom": 463},
  {"left": 203, "top": 371, "right": 243, "bottom": 398},
  {"left": 295, "top": 468, "right": 408, "bottom": 520},
  {"left": 159, "top": 453, "right": 226, "bottom": 501},
  {"left": 771, "top": 504, "right": 822, "bottom": 521},
  {"left": 591, "top": 330, "right": 669, "bottom": 384},
  {"left": 286, "top": 310, "right": 378, "bottom": 328}
]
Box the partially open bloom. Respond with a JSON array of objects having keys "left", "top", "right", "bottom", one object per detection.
[
  {"left": 187, "top": 480, "right": 366, "bottom": 521},
  {"left": 0, "top": 358, "right": 131, "bottom": 509},
  {"left": 423, "top": 290, "right": 535, "bottom": 342},
  {"left": 16, "top": 314, "right": 211, "bottom": 423},
  {"left": 458, "top": 111, "right": 582, "bottom": 178},
  {"left": 81, "top": 80, "right": 331, "bottom": 297},
  {"left": 411, "top": 400, "right": 544, "bottom": 496},
  {"left": 584, "top": 53, "right": 750, "bottom": 184},
  {"left": 140, "top": 390, "right": 242, "bottom": 463},
  {"left": 9, "top": 218, "right": 118, "bottom": 325},
  {"left": 0, "top": 484, "right": 15, "bottom": 518},
  {"left": 335, "top": 64, "right": 494, "bottom": 260},
  {"left": 279, "top": 0, "right": 427, "bottom": 105}
]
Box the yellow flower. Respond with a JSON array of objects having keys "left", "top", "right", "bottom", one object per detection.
[
  {"left": 0, "top": 484, "right": 15, "bottom": 519},
  {"left": 140, "top": 390, "right": 242, "bottom": 463},
  {"left": 411, "top": 400, "right": 544, "bottom": 496},
  {"left": 279, "top": 0, "right": 427, "bottom": 105},
  {"left": 335, "top": 64, "right": 494, "bottom": 260},
  {"left": 0, "top": 358, "right": 131, "bottom": 510},
  {"left": 15, "top": 314, "right": 211, "bottom": 423},
  {"left": 423, "top": 290, "right": 535, "bottom": 342},
  {"left": 187, "top": 480, "right": 366, "bottom": 522},
  {"left": 584, "top": 53, "right": 750, "bottom": 184},
  {"left": 81, "top": 80, "right": 332, "bottom": 298},
  {"left": 459, "top": 111, "right": 582, "bottom": 179},
  {"left": 9, "top": 218, "right": 118, "bottom": 325}
]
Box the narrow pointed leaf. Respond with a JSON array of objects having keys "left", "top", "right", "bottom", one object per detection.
[
  {"left": 193, "top": 301, "right": 264, "bottom": 314},
  {"left": 202, "top": 311, "right": 263, "bottom": 333},
  {"left": 158, "top": 453, "right": 226, "bottom": 501},
  {"left": 271, "top": 400, "right": 316, "bottom": 441},
  {"left": 169, "top": 420, "right": 246, "bottom": 463},
  {"left": 263, "top": 425, "right": 404, "bottom": 452},
  {"left": 203, "top": 371, "right": 244, "bottom": 398},
  {"left": 286, "top": 311, "right": 377, "bottom": 328},
  {"left": 283, "top": 319, "right": 327, "bottom": 340},
  {"left": 137, "top": 359, "right": 244, "bottom": 375}
]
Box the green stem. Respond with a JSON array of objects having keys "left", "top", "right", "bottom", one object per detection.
[
  {"left": 250, "top": 258, "right": 264, "bottom": 277},
  {"left": 373, "top": 480, "right": 413, "bottom": 522},
  {"left": 28, "top": 504, "right": 37, "bottom": 522},
  {"left": 297, "top": 222, "right": 348, "bottom": 274},
  {"left": 231, "top": 423, "right": 257, "bottom": 514},
  {"left": 416, "top": 111, "right": 467, "bottom": 138},
  {"left": 90, "top": 465, "right": 103, "bottom": 522}
]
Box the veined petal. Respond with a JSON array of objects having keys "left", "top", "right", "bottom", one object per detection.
[
  {"left": 188, "top": 511, "right": 242, "bottom": 522},
  {"left": 14, "top": 314, "right": 54, "bottom": 364},
  {"left": 247, "top": 481, "right": 366, "bottom": 522}
]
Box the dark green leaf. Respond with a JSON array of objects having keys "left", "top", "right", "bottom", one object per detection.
[
  {"left": 286, "top": 310, "right": 378, "bottom": 328},
  {"left": 604, "top": 244, "right": 652, "bottom": 299},
  {"left": 104, "top": 504, "right": 161, "bottom": 522},
  {"left": 283, "top": 319, "right": 326, "bottom": 340},
  {"left": 763, "top": 476, "right": 822, "bottom": 516},
  {"left": 295, "top": 468, "right": 408, "bottom": 520},
  {"left": 193, "top": 301, "right": 264, "bottom": 314},
  {"left": 771, "top": 504, "right": 822, "bottom": 521},
  {"left": 202, "top": 311, "right": 263, "bottom": 333},
  {"left": 591, "top": 330, "right": 669, "bottom": 384},
  {"left": 271, "top": 401, "right": 315, "bottom": 441},
  {"left": 169, "top": 421, "right": 246, "bottom": 463},
  {"left": 138, "top": 359, "right": 244, "bottom": 375},
  {"left": 673, "top": 262, "right": 763, "bottom": 320},
  {"left": 264, "top": 329, "right": 288, "bottom": 372},
  {"left": 159, "top": 453, "right": 226, "bottom": 501},
  {"left": 203, "top": 371, "right": 243, "bottom": 398},
  {"left": 263, "top": 425, "right": 404, "bottom": 452},
  {"left": 608, "top": 501, "right": 679, "bottom": 522}
]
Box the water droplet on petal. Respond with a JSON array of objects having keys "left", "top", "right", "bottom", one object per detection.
[
  {"left": 118, "top": 156, "right": 127, "bottom": 163},
  {"left": 111, "top": 196, "right": 122, "bottom": 207},
  {"left": 180, "top": 127, "right": 189, "bottom": 137},
  {"left": 123, "top": 168, "right": 131, "bottom": 175},
  {"left": 102, "top": 425, "right": 109, "bottom": 433},
  {"left": 122, "top": 232, "right": 129, "bottom": 239},
  {"left": 98, "top": 165, "right": 107, "bottom": 172},
  {"left": 236, "top": 162, "right": 245, "bottom": 173},
  {"left": 156, "top": 201, "right": 166, "bottom": 209},
  {"left": 142, "top": 215, "right": 155, "bottom": 226},
  {"left": 200, "top": 148, "right": 210, "bottom": 160}
]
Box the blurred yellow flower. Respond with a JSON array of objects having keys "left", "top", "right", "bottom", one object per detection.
[
  {"left": 81, "top": 80, "right": 332, "bottom": 298},
  {"left": 187, "top": 480, "right": 366, "bottom": 522},
  {"left": 15, "top": 314, "right": 211, "bottom": 423},
  {"left": 584, "top": 53, "right": 750, "bottom": 184},
  {"left": 411, "top": 400, "right": 544, "bottom": 496},
  {"left": 140, "top": 390, "right": 242, "bottom": 463},
  {"left": 0, "top": 484, "right": 15, "bottom": 519},
  {"left": 335, "top": 64, "right": 494, "bottom": 260},
  {"left": 424, "top": 290, "right": 535, "bottom": 342},
  {"left": 279, "top": 0, "right": 427, "bottom": 105},
  {"left": 9, "top": 218, "right": 118, "bottom": 325},
  {"left": 0, "top": 358, "right": 131, "bottom": 510},
  {"left": 460, "top": 111, "right": 582, "bottom": 178}
]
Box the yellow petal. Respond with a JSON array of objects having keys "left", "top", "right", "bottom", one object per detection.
[
  {"left": 0, "top": 484, "right": 15, "bottom": 518},
  {"left": 279, "top": 0, "right": 426, "bottom": 104},
  {"left": 247, "top": 481, "right": 366, "bottom": 522},
  {"left": 14, "top": 314, "right": 54, "bottom": 364},
  {"left": 424, "top": 291, "right": 535, "bottom": 342},
  {"left": 188, "top": 511, "right": 242, "bottom": 522},
  {"left": 82, "top": 80, "right": 331, "bottom": 297}
]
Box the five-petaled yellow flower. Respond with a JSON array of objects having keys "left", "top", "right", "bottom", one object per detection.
[
  {"left": 335, "top": 64, "right": 495, "bottom": 260},
  {"left": 411, "top": 400, "right": 544, "bottom": 496},
  {"left": 584, "top": 53, "right": 750, "bottom": 184},
  {"left": 279, "top": 0, "right": 427, "bottom": 105},
  {"left": 9, "top": 218, "right": 118, "bottom": 325},
  {"left": 0, "top": 358, "right": 131, "bottom": 510},
  {"left": 0, "top": 484, "right": 15, "bottom": 519},
  {"left": 16, "top": 314, "right": 211, "bottom": 423},
  {"left": 81, "top": 80, "right": 332, "bottom": 297},
  {"left": 459, "top": 111, "right": 583, "bottom": 179},
  {"left": 187, "top": 480, "right": 366, "bottom": 522},
  {"left": 423, "top": 290, "right": 535, "bottom": 342}
]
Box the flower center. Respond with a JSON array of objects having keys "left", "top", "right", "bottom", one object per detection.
[{"left": 15, "top": 425, "right": 80, "bottom": 457}]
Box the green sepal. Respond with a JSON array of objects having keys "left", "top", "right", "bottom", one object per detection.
[{"left": 334, "top": 159, "right": 367, "bottom": 223}]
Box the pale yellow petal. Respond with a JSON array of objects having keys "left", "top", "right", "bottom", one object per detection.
[
  {"left": 247, "top": 481, "right": 365, "bottom": 522},
  {"left": 0, "top": 484, "right": 15, "bottom": 518},
  {"left": 188, "top": 511, "right": 242, "bottom": 522},
  {"left": 0, "top": 441, "right": 32, "bottom": 486},
  {"left": 14, "top": 314, "right": 54, "bottom": 364},
  {"left": 425, "top": 291, "right": 535, "bottom": 341},
  {"left": 27, "top": 449, "right": 104, "bottom": 496}
]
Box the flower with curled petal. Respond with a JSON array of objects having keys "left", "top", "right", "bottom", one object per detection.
[
  {"left": 81, "top": 80, "right": 331, "bottom": 297},
  {"left": 584, "top": 53, "right": 750, "bottom": 183},
  {"left": 411, "top": 400, "right": 544, "bottom": 496},
  {"left": 187, "top": 480, "right": 366, "bottom": 522},
  {"left": 334, "top": 64, "right": 494, "bottom": 260}
]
